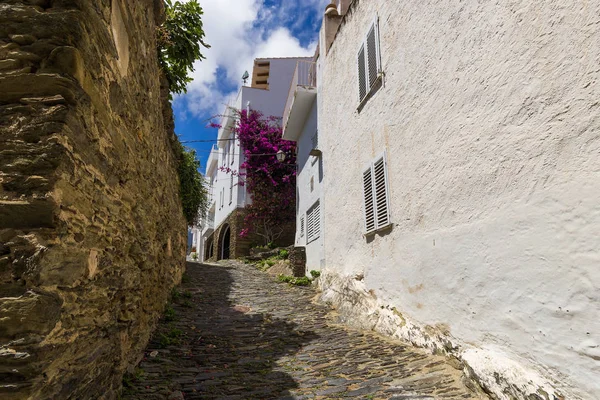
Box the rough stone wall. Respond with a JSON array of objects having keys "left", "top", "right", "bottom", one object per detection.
[
  {"left": 318, "top": 1, "right": 599, "bottom": 399},
  {"left": 0, "top": 1, "right": 187, "bottom": 399}
]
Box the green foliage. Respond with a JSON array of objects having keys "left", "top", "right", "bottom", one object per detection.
[
  {"left": 175, "top": 143, "right": 208, "bottom": 226},
  {"left": 309, "top": 270, "right": 321, "bottom": 279},
  {"left": 122, "top": 368, "right": 144, "bottom": 393},
  {"left": 164, "top": 305, "right": 176, "bottom": 322},
  {"left": 265, "top": 258, "right": 277, "bottom": 267},
  {"left": 277, "top": 274, "right": 312, "bottom": 286},
  {"left": 181, "top": 273, "right": 190, "bottom": 284},
  {"left": 158, "top": 0, "right": 209, "bottom": 96},
  {"left": 159, "top": 329, "right": 182, "bottom": 348},
  {"left": 257, "top": 263, "right": 270, "bottom": 272},
  {"left": 277, "top": 274, "right": 293, "bottom": 283},
  {"left": 278, "top": 249, "right": 289, "bottom": 259},
  {"left": 159, "top": 326, "right": 183, "bottom": 348},
  {"left": 292, "top": 276, "right": 312, "bottom": 286}
]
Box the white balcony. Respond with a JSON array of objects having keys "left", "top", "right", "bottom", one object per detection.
[
  {"left": 282, "top": 61, "right": 317, "bottom": 142},
  {"left": 201, "top": 202, "right": 215, "bottom": 234},
  {"left": 204, "top": 214, "right": 214, "bottom": 231},
  {"left": 206, "top": 144, "right": 219, "bottom": 174},
  {"left": 217, "top": 94, "right": 239, "bottom": 141}
]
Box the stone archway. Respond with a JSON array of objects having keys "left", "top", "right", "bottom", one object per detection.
[
  {"left": 205, "top": 236, "right": 214, "bottom": 260},
  {"left": 219, "top": 224, "right": 231, "bottom": 260}
]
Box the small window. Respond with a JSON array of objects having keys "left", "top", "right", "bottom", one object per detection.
[
  {"left": 310, "top": 176, "right": 314, "bottom": 192},
  {"left": 306, "top": 200, "right": 321, "bottom": 243},
  {"left": 300, "top": 215, "right": 305, "bottom": 238},
  {"left": 357, "top": 17, "right": 382, "bottom": 104},
  {"left": 363, "top": 152, "right": 390, "bottom": 234}
]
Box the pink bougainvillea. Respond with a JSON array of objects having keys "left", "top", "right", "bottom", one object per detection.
[{"left": 220, "top": 109, "right": 296, "bottom": 244}]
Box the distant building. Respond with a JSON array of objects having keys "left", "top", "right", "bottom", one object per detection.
[
  {"left": 281, "top": 53, "right": 324, "bottom": 273},
  {"left": 195, "top": 57, "right": 309, "bottom": 262},
  {"left": 311, "top": 1, "right": 600, "bottom": 399}
]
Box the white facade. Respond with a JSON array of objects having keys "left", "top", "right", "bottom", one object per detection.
[
  {"left": 315, "top": 1, "right": 600, "bottom": 400},
  {"left": 282, "top": 57, "right": 324, "bottom": 273},
  {"left": 199, "top": 57, "right": 309, "bottom": 261}
]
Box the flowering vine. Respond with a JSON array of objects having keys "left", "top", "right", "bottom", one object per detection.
[{"left": 218, "top": 109, "right": 296, "bottom": 244}]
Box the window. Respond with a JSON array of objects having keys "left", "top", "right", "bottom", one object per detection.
[
  {"left": 363, "top": 153, "right": 390, "bottom": 234},
  {"left": 357, "top": 17, "right": 382, "bottom": 103},
  {"left": 310, "top": 176, "right": 314, "bottom": 192},
  {"left": 230, "top": 137, "right": 235, "bottom": 165},
  {"left": 229, "top": 174, "right": 233, "bottom": 205},
  {"left": 306, "top": 200, "right": 321, "bottom": 243},
  {"left": 299, "top": 215, "right": 305, "bottom": 238}
]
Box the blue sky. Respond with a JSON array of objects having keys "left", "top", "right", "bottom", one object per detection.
[{"left": 173, "top": 0, "right": 327, "bottom": 170}]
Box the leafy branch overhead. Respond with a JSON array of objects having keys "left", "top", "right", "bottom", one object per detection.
[
  {"left": 158, "top": 0, "right": 210, "bottom": 96},
  {"left": 156, "top": 1, "right": 209, "bottom": 225},
  {"left": 175, "top": 142, "right": 208, "bottom": 226}
]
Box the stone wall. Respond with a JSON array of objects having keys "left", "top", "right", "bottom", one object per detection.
[{"left": 0, "top": 1, "right": 187, "bottom": 399}]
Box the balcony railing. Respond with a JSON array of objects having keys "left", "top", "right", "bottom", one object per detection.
[
  {"left": 204, "top": 215, "right": 214, "bottom": 230},
  {"left": 282, "top": 61, "right": 317, "bottom": 134},
  {"left": 207, "top": 144, "right": 219, "bottom": 169}
]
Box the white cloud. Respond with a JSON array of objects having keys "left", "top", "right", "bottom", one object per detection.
[{"left": 176, "top": 0, "right": 322, "bottom": 117}]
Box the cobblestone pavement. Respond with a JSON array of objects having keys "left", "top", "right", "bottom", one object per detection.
[{"left": 122, "top": 261, "right": 487, "bottom": 400}]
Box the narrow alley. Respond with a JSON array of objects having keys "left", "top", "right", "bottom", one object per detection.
[{"left": 122, "top": 262, "right": 487, "bottom": 400}]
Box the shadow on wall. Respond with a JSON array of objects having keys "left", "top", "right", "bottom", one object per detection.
[{"left": 122, "top": 263, "right": 318, "bottom": 398}]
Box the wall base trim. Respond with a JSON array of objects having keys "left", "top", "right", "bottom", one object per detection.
[{"left": 316, "top": 271, "right": 570, "bottom": 400}]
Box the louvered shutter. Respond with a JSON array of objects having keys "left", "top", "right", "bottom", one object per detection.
[
  {"left": 307, "top": 200, "right": 321, "bottom": 243},
  {"left": 366, "top": 23, "right": 378, "bottom": 88},
  {"left": 363, "top": 166, "right": 376, "bottom": 233},
  {"left": 373, "top": 155, "right": 390, "bottom": 228},
  {"left": 313, "top": 202, "right": 320, "bottom": 239},
  {"left": 300, "top": 216, "right": 305, "bottom": 238},
  {"left": 357, "top": 45, "right": 367, "bottom": 101}
]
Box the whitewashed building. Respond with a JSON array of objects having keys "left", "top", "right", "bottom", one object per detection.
[
  {"left": 197, "top": 57, "right": 309, "bottom": 262},
  {"left": 314, "top": 1, "right": 600, "bottom": 399},
  {"left": 281, "top": 54, "right": 324, "bottom": 273}
]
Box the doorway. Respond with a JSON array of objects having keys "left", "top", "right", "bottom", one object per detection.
[{"left": 220, "top": 225, "right": 231, "bottom": 260}]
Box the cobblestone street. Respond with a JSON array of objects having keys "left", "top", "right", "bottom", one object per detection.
[{"left": 122, "top": 262, "right": 487, "bottom": 400}]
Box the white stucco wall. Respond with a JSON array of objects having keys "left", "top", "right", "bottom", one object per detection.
[
  {"left": 318, "top": 1, "right": 600, "bottom": 399},
  {"left": 293, "top": 100, "right": 324, "bottom": 271},
  {"left": 212, "top": 108, "right": 241, "bottom": 231}
]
